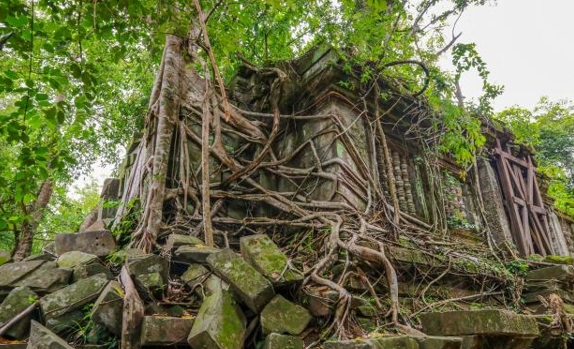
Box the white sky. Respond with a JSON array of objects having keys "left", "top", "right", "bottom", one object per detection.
[
  {"left": 76, "top": 0, "right": 574, "bottom": 192},
  {"left": 441, "top": 0, "right": 574, "bottom": 111}
]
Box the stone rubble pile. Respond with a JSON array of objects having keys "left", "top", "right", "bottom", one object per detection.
[{"left": 0, "top": 232, "right": 316, "bottom": 349}]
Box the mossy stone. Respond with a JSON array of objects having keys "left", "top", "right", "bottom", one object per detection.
[
  {"left": 188, "top": 290, "right": 246, "bottom": 349},
  {"left": 0, "top": 260, "right": 45, "bottom": 287},
  {"left": 27, "top": 320, "right": 74, "bottom": 349},
  {"left": 90, "top": 280, "right": 123, "bottom": 335},
  {"left": 240, "top": 234, "right": 303, "bottom": 286},
  {"left": 263, "top": 333, "right": 303, "bottom": 349},
  {"left": 14, "top": 261, "right": 71, "bottom": 293},
  {"left": 39, "top": 273, "right": 109, "bottom": 319},
  {"left": 207, "top": 249, "right": 274, "bottom": 313},
  {"left": 175, "top": 244, "right": 220, "bottom": 264},
  {"left": 181, "top": 263, "right": 209, "bottom": 287},
  {"left": 163, "top": 234, "right": 203, "bottom": 251},
  {"left": 56, "top": 251, "right": 98, "bottom": 268},
  {"left": 141, "top": 316, "right": 194, "bottom": 345},
  {"left": 0, "top": 286, "right": 38, "bottom": 339},
  {"left": 260, "top": 295, "right": 312, "bottom": 335},
  {"left": 419, "top": 309, "right": 539, "bottom": 337}
]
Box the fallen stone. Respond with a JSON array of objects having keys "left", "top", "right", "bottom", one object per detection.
[
  {"left": 0, "top": 286, "right": 38, "bottom": 339},
  {"left": 140, "top": 316, "right": 194, "bottom": 346},
  {"left": 419, "top": 309, "right": 539, "bottom": 337},
  {"left": 207, "top": 249, "right": 274, "bottom": 313},
  {"left": 56, "top": 251, "right": 98, "bottom": 268},
  {"left": 126, "top": 254, "right": 168, "bottom": 299},
  {"left": 323, "top": 336, "right": 419, "bottom": 349},
  {"left": 163, "top": 234, "right": 203, "bottom": 252},
  {"left": 14, "top": 262, "right": 71, "bottom": 293},
  {"left": 0, "top": 250, "right": 10, "bottom": 266},
  {"left": 137, "top": 272, "right": 165, "bottom": 298},
  {"left": 23, "top": 253, "right": 55, "bottom": 262},
  {"left": 90, "top": 280, "right": 123, "bottom": 335},
  {"left": 55, "top": 230, "right": 116, "bottom": 257},
  {"left": 45, "top": 309, "right": 84, "bottom": 334},
  {"left": 188, "top": 290, "right": 246, "bottom": 349},
  {"left": 175, "top": 244, "right": 220, "bottom": 264},
  {"left": 263, "top": 333, "right": 303, "bottom": 349},
  {"left": 72, "top": 261, "right": 113, "bottom": 283},
  {"left": 240, "top": 234, "right": 303, "bottom": 285},
  {"left": 0, "top": 260, "right": 45, "bottom": 287},
  {"left": 27, "top": 320, "right": 74, "bottom": 349},
  {"left": 417, "top": 336, "right": 462, "bottom": 349},
  {"left": 39, "top": 273, "right": 109, "bottom": 319},
  {"left": 261, "top": 295, "right": 312, "bottom": 335},
  {"left": 201, "top": 274, "right": 229, "bottom": 298},
  {"left": 181, "top": 263, "right": 210, "bottom": 287},
  {"left": 525, "top": 265, "right": 574, "bottom": 282}
]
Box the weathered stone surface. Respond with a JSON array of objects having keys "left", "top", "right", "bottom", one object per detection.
[
  {"left": 188, "top": 290, "right": 246, "bottom": 349},
  {"left": 90, "top": 280, "right": 123, "bottom": 335},
  {"left": 477, "top": 158, "right": 513, "bottom": 245},
  {"left": 207, "top": 249, "right": 274, "bottom": 313},
  {"left": 260, "top": 295, "right": 312, "bottom": 335},
  {"left": 0, "top": 287, "right": 38, "bottom": 339},
  {"left": 0, "top": 260, "right": 45, "bottom": 287},
  {"left": 163, "top": 234, "right": 203, "bottom": 252},
  {"left": 201, "top": 274, "right": 229, "bottom": 298},
  {"left": 323, "top": 336, "right": 419, "bottom": 349},
  {"left": 263, "top": 333, "right": 303, "bottom": 349},
  {"left": 45, "top": 309, "right": 84, "bottom": 334},
  {"left": 27, "top": 320, "right": 74, "bottom": 349},
  {"left": 14, "top": 262, "right": 71, "bottom": 292},
  {"left": 55, "top": 230, "right": 116, "bottom": 257},
  {"left": 525, "top": 265, "right": 574, "bottom": 282},
  {"left": 419, "top": 310, "right": 539, "bottom": 337},
  {"left": 23, "top": 253, "right": 55, "bottom": 262},
  {"left": 126, "top": 254, "right": 168, "bottom": 299},
  {"left": 72, "top": 261, "right": 113, "bottom": 283},
  {"left": 140, "top": 316, "right": 194, "bottom": 345},
  {"left": 417, "top": 336, "right": 462, "bottom": 349},
  {"left": 56, "top": 251, "right": 98, "bottom": 268},
  {"left": 175, "top": 244, "right": 220, "bottom": 264},
  {"left": 181, "top": 263, "right": 210, "bottom": 287},
  {"left": 240, "top": 234, "right": 303, "bottom": 285},
  {"left": 40, "top": 273, "right": 109, "bottom": 319},
  {"left": 0, "top": 250, "right": 11, "bottom": 266}
]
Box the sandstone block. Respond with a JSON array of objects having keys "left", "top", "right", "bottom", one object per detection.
[
  {"left": 263, "top": 333, "right": 303, "bottom": 349},
  {"left": 207, "top": 249, "right": 274, "bottom": 313},
  {"left": 90, "top": 280, "right": 123, "bottom": 335},
  {"left": 260, "top": 295, "right": 312, "bottom": 335},
  {"left": 14, "top": 262, "right": 71, "bottom": 293},
  {"left": 141, "top": 316, "right": 194, "bottom": 346},
  {"left": 0, "top": 261, "right": 45, "bottom": 287},
  {"left": 39, "top": 273, "right": 109, "bottom": 320},
  {"left": 27, "top": 320, "right": 73, "bottom": 349},
  {"left": 56, "top": 251, "right": 99, "bottom": 268},
  {"left": 175, "top": 245, "right": 219, "bottom": 264},
  {"left": 240, "top": 234, "right": 303, "bottom": 286},
  {"left": 419, "top": 310, "right": 539, "bottom": 337},
  {"left": 55, "top": 230, "right": 116, "bottom": 257},
  {"left": 0, "top": 286, "right": 38, "bottom": 339},
  {"left": 188, "top": 290, "right": 246, "bottom": 349}
]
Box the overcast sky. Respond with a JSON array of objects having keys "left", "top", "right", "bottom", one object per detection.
[{"left": 442, "top": 0, "right": 574, "bottom": 111}]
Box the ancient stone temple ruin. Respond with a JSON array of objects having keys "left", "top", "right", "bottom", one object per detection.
[{"left": 1, "top": 46, "right": 574, "bottom": 349}]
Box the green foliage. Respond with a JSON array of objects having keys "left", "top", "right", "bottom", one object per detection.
[
  {"left": 504, "top": 260, "right": 529, "bottom": 277},
  {"left": 497, "top": 98, "right": 574, "bottom": 216}
]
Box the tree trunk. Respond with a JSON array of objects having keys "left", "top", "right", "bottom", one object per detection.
[{"left": 12, "top": 178, "right": 53, "bottom": 261}]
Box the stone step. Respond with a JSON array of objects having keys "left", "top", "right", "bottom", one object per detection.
[
  {"left": 419, "top": 309, "right": 539, "bottom": 337},
  {"left": 525, "top": 265, "right": 574, "bottom": 282},
  {"left": 323, "top": 335, "right": 462, "bottom": 349}
]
